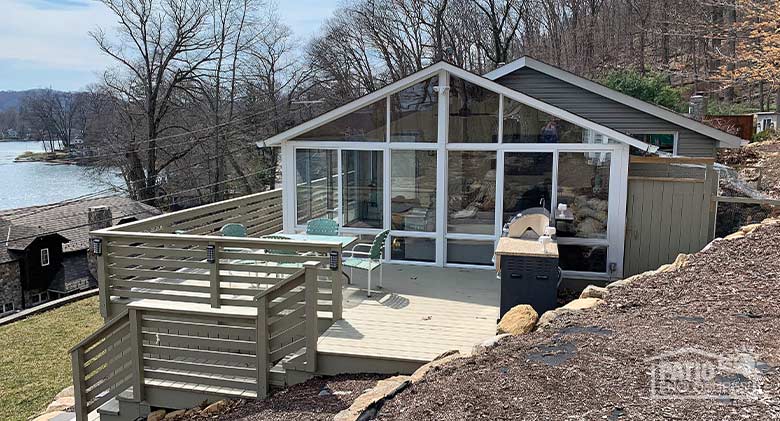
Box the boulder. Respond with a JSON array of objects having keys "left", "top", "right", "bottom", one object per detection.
[
  {"left": 165, "top": 409, "right": 187, "bottom": 419},
  {"left": 606, "top": 271, "right": 652, "bottom": 289},
  {"left": 658, "top": 254, "right": 689, "bottom": 273},
  {"left": 724, "top": 231, "right": 745, "bottom": 240},
  {"left": 562, "top": 298, "right": 604, "bottom": 310},
  {"left": 536, "top": 308, "right": 574, "bottom": 330},
  {"left": 45, "top": 396, "right": 74, "bottom": 412},
  {"left": 410, "top": 351, "right": 463, "bottom": 383},
  {"left": 147, "top": 409, "right": 166, "bottom": 421},
  {"left": 334, "top": 375, "right": 411, "bottom": 421},
  {"left": 740, "top": 223, "right": 763, "bottom": 234},
  {"left": 54, "top": 386, "right": 74, "bottom": 399},
  {"left": 472, "top": 334, "right": 511, "bottom": 354},
  {"left": 496, "top": 305, "right": 538, "bottom": 335},
  {"left": 579, "top": 285, "right": 608, "bottom": 300},
  {"left": 202, "top": 400, "right": 230, "bottom": 415}
]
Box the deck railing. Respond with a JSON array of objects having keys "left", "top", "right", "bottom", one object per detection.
[
  {"left": 70, "top": 310, "right": 135, "bottom": 421},
  {"left": 73, "top": 189, "right": 346, "bottom": 419}
]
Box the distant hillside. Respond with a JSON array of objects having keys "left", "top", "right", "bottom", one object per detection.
[{"left": 0, "top": 90, "right": 52, "bottom": 112}]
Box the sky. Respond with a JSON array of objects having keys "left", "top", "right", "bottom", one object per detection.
[{"left": 0, "top": 0, "right": 339, "bottom": 92}]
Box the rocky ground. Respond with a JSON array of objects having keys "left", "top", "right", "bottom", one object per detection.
[
  {"left": 719, "top": 139, "right": 780, "bottom": 199},
  {"left": 171, "top": 374, "right": 387, "bottom": 421},
  {"left": 375, "top": 221, "right": 780, "bottom": 420}
]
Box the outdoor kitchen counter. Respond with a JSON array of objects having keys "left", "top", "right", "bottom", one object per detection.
[{"left": 494, "top": 237, "right": 559, "bottom": 272}]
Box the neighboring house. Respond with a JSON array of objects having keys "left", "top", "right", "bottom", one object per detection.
[
  {"left": 260, "top": 57, "right": 743, "bottom": 280},
  {"left": 4, "top": 128, "right": 18, "bottom": 139},
  {"left": 0, "top": 196, "right": 160, "bottom": 316},
  {"left": 754, "top": 111, "right": 778, "bottom": 134}
]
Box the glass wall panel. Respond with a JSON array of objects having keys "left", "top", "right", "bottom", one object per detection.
[
  {"left": 559, "top": 245, "right": 608, "bottom": 272},
  {"left": 447, "top": 240, "right": 495, "bottom": 265},
  {"left": 293, "top": 100, "right": 386, "bottom": 142},
  {"left": 556, "top": 152, "right": 611, "bottom": 239},
  {"left": 342, "top": 150, "right": 383, "bottom": 228},
  {"left": 447, "top": 151, "right": 496, "bottom": 234},
  {"left": 449, "top": 76, "right": 499, "bottom": 143},
  {"left": 391, "top": 150, "right": 437, "bottom": 231},
  {"left": 502, "top": 152, "right": 553, "bottom": 224},
  {"left": 502, "top": 98, "right": 586, "bottom": 143},
  {"left": 390, "top": 77, "right": 438, "bottom": 142},
  {"left": 296, "top": 149, "right": 337, "bottom": 225},
  {"left": 390, "top": 236, "right": 436, "bottom": 262}
]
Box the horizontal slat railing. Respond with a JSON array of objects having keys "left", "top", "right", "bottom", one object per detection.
[
  {"left": 112, "top": 189, "right": 283, "bottom": 236},
  {"left": 255, "top": 262, "right": 320, "bottom": 398},
  {"left": 70, "top": 310, "right": 135, "bottom": 421},
  {"left": 94, "top": 230, "right": 343, "bottom": 320}
]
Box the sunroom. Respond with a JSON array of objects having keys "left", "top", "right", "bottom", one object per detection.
[{"left": 263, "top": 62, "right": 657, "bottom": 281}]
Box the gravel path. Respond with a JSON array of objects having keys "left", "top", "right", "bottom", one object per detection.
[
  {"left": 378, "top": 223, "right": 780, "bottom": 420},
  {"left": 182, "top": 374, "right": 387, "bottom": 421}
]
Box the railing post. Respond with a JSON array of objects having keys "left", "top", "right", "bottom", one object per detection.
[
  {"left": 93, "top": 237, "right": 109, "bottom": 320},
  {"left": 71, "top": 348, "right": 87, "bottom": 421},
  {"left": 304, "top": 262, "right": 319, "bottom": 373},
  {"left": 331, "top": 247, "right": 343, "bottom": 321},
  {"left": 128, "top": 308, "right": 145, "bottom": 402},
  {"left": 208, "top": 242, "right": 221, "bottom": 308},
  {"left": 256, "top": 296, "right": 269, "bottom": 398}
]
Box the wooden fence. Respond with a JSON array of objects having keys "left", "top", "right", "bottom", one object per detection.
[{"left": 623, "top": 156, "right": 717, "bottom": 277}]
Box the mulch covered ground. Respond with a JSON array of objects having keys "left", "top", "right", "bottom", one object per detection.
[
  {"left": 183, "top": 374, "right": 387, "bottom": 421},
  {"left": 377, "top": 223, "right": 780, "bottom": 420}
]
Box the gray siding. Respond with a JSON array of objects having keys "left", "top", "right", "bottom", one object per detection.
[{"left": 497, "top": 68, "right": 717, "bottom": 157}]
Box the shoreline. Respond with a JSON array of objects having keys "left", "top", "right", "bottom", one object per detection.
[{"left": 13, "top": 150, "right": 80, "bottom": 165}]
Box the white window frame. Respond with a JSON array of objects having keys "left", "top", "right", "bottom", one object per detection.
[
  {"left": 627, "top": 131, "right": 679, "bottom": 156},
  {"left": 40, "top": 248, "right": 50, "bottom": 267},
  {"left": 281, "top": 69, "right": 632, "bottom": 278},
  {"left": 1, "top": 303, "right": 14, "bottom": 314}
]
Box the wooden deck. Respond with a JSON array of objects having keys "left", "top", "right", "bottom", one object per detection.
[{"left": 313, "top": 264, "right": 499, "bottom": 374}]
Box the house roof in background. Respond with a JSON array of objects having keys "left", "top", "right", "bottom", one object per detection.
[
  {"left": 258, "top": 61, "right": 658, "bottom": 152},
  {"left": 484, "top": 57, "right": 744, "bottom": 149},
  {"left": 0, "top": 196, "right": 161, "bottom": 256}
]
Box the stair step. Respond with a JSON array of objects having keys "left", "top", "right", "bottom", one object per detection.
[{"left": 97, "top": 398, "right": 120, "bottom": 416}]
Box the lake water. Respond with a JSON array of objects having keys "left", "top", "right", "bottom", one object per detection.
[{"left": 0, "top": 141, "right": 122, "bottom": 211}]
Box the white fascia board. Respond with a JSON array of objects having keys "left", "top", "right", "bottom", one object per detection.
[
  {"left": 442, "top": 63, "right": 658, "bottom": 152},
  {"left": 256, "top": 63, "right": 448, "bottom": 147},
  {"left": 485, "top": 57, "right": 744, "bottom": 149}
]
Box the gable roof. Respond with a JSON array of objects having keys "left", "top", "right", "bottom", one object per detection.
[
  {"left": 484, "top": 57, "right": 743, "bottom": 148},
  {"left": 257, "top": 61, "right": 658, "bottom": 153},
  {"left": 0, "top": 196, "right": 161, "bottom": 254}
]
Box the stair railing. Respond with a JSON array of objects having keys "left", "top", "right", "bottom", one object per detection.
[
  {"left": 70, "top": 309, "right": 137, "bottom": 421},
  {"left": 254, "top": 261, "right": 320, "bottom": 398}
]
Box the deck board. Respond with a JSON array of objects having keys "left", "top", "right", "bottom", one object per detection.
[{"left": 317, "top": 264, "right": 499, "bottom": 364}]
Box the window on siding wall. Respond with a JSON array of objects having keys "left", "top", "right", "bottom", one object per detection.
[
  {"left": 40, "top": 248, "right": 50, "bottom": 266},
  {"left": 1, "top": 303, "right": 13, "bottom": 314},
  {"left": 631, "top": 133, "right": 676, "bottom": 154}
]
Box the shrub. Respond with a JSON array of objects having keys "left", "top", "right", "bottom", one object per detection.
[
  {"left": 602, "top": 70, "right": 685, "bottom": 112},
  {"left": 752, "top": 128, "right": 777, "bottom": 143}
]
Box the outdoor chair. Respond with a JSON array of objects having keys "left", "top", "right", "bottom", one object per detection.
[
  {"left": 261, "top": 234, "right": 300, "bottom": 283},
  {"left": 306, "top": 218, "right": 339, "bottom": 236},
  {"left": 220, "top": 223, "right": 247, "bottom": 237},
  {"left": 343, "top": 230, "right": 390, "bottom": 297}
]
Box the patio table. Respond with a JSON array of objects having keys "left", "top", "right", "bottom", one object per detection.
[{"left": 280, "top": 233, "right": 358, "bottom": 249}]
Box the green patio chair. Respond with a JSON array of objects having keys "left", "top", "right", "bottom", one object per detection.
[
  {"left": 220, "top": 223, "right": 247, "bottom": 237},
  {"left": 343, "top": 230, "right": 390, "bottom": 297},
  {"left": 306, "top": 218, "right": 339, "bottom": 236}
]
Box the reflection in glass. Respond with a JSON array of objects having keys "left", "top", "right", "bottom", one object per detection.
[
  {"left": 446, "top": 240, "right": 495, "bottom": 265},
  {"left": 558, "top": 245, "right": 608, "bottom": 272},
  {"left": 502, "top": 98, "right": 586, "bottom": 143},
  {"left": 447, "top": 151, "right": 496, "bottom": 234},
  {"left": 449, "top": 76, "right": 499, "bottom": 143},
  {"left": 293, "top": 100, "right": 386, "bottom": 142},
  {"left": 390, "top": 77, "right": 438, "bottom": 142},
  {"left": 342, "top": 150, "right": 383, "bottom": 228},
  {"left": 390, "top": 236, "right": 436, "bottom": 262},
  {"left": 556, "top": 152, "right": 611, "bottom": 239},
  {"left": 503, "top": 153, "right": 553, "bottom": 223},
  {"left": 391, "top": 150, "right": 436, "bottom": 231},
  {"left": 296, "top": 149, "right": 337, "bottom": 224}
]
